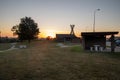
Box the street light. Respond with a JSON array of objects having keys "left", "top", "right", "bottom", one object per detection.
[{"left": 93, "top": 9, "right": 100, "bottom": 32}]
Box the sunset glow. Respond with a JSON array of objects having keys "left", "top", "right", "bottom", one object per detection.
[
  {"left": 39, "top": 30, "right": 56, "bottom": 38},
  {"left": 0, "top": 0, "right": 120, "bottom": 38},
  {"left": 45, "top": 30, "right": 56, "bottom": 38}
]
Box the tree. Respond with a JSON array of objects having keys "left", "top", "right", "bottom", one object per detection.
[
  {"left": 46, "top": 36, "right": 52, "bottom": 40},
  {"left": 11, "top": 17, "right": 39, "bottom": 43}
]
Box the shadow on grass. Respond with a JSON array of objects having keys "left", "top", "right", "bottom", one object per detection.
[{"left": 101, "top": 52, "right": 120, "bottom": 59}]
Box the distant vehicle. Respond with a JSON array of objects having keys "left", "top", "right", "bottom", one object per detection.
[{"left": 115, "top": 39, "right": 120, "bottom": 46}]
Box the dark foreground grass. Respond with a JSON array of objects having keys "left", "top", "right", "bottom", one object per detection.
[
  {"left": 0, "top": 41, "right": 120, "bottom": 80},
  {"left": 0, "top": 43, "right": 11, "bottom": 50}
]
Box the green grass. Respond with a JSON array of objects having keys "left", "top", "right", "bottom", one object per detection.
[
  {"left": 0, "top": 41, "right": 120, "bottom": 80},
  {"left": 0, "top": 43, "right": 11, "bottom": 50},
  {"left": 70, "top": 45, "right": 83, "bottom": 52}
]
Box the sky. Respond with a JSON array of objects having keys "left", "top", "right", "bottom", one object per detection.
[{"left": 0, "top": 0, "right": 120, "bottom": 38}]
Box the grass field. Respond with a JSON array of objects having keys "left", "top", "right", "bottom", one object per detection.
[
  {"left": 0, "top": 41, "right": 120, "bottom": 80},
  {"left": 0, "top": 43, "right": 11, "bottom": 50}
]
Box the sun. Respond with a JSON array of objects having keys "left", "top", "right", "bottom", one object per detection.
[
  {"left": 38, "top": 29, "right": 57, "bottom": 38},
  {"left": 45, "top": 30, "right": 56, "bottom": 38},
  {"left": 48, "top": 32, "right": 55, "bottom": 38}
]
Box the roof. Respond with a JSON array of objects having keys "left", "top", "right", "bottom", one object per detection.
[
  {"left": 56, "top": 34, "right": 76, "bottom": 38},
  {"left": 81, "top": 32, "right": 119, "bottom": 36}
]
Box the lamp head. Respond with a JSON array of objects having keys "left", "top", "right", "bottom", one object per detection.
[{"left": 97, "top": 9, "right": 100, "bottom": 11}]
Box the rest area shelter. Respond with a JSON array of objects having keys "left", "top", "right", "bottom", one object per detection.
[{"left": 81, "top": 32, "right": 119, "bottom": 52}]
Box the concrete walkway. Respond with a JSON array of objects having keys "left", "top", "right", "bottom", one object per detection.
[
  {"left": 56, "top": 43, "right": 80, "bottom": 48},
  {"left": 0, "top": 43, "right": 18, "bottom": 52}
]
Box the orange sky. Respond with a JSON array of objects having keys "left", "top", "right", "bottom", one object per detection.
[
  {"left": 1, "top": 28, "right": 120, "bottom": 38},
  {"left": 0, "top": 27, "right": 82, "bottom": 38}
]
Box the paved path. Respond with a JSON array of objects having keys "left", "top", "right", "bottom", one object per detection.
[
  {"left": 0, "top": 43, "right": 18, "bottom": 52},
  {"left": 56, "top": 43, "right": 80, "bottom": 48}
]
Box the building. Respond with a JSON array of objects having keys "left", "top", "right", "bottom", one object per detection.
[
  {"left": 56, "top": 34, "right": 76, "bottom": 42},
  {"left": 81, "top": 32, "right": 119, "bottom": 52},
  {"left": 56, "top": 24, "right": 81, "bottom": 43}
]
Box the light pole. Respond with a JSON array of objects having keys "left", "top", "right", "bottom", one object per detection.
[{"left": 93, "top": 9, "right": 100, "bottom": 32}]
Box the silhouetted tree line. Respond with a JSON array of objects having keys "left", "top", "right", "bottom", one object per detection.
[
  {"left": 0, "top": 37, "right": 18, "bottom": 43},
  {"left": 11, "top": 17, "right": 39, "bottom": 43}
]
